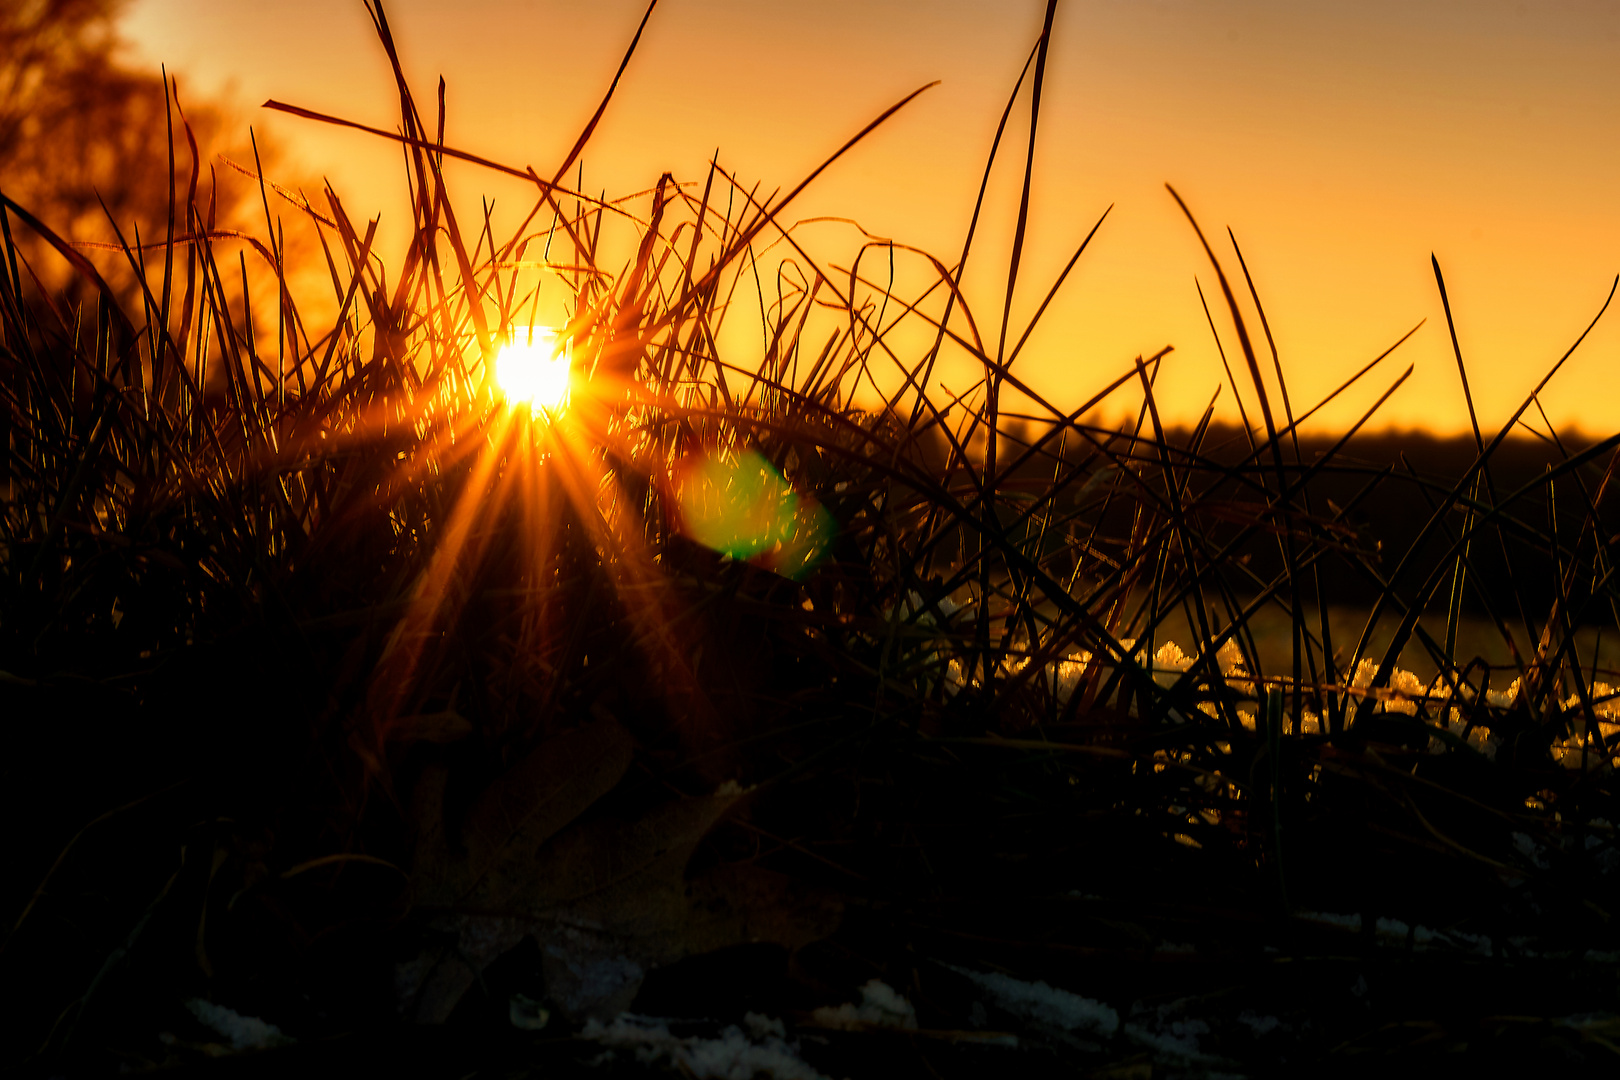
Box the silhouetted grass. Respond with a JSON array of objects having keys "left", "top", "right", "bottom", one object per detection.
[{"left": 4, "top": 1, "right": 1620, "bottom": 1075}]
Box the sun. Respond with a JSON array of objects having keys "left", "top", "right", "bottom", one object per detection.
[{"left": 495, "top": 326, "right": 571, "bottom": 414}]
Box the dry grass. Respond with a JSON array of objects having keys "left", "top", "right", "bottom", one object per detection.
[{"left": 4, "top": 1, "right": 1620, "bottom": 1074}]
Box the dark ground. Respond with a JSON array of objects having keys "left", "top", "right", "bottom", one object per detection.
[{"left": 5, "top": 430, "right": 1619, "bottom": 1079}]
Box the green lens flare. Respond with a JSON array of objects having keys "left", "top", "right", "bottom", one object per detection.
[{"left": 675, "top": 449, "right": 834, "bottom": 579}]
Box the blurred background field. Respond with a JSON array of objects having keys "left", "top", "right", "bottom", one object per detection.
[
  {"left": 1145, "top": 425, "right": 1620, "bottom": 682},
  {"left": 1152, "top": 602, "right": 1620, "bottom": 686}
]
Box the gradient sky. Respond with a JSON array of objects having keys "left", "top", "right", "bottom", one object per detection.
[{"left": 122, "top": 0, "right": 1620, "bottom": 435}]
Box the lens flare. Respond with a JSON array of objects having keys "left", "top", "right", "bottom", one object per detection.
[
  {"left": 495, "top": 327, "right": 571, "bottom": 414},
  {"left": 675, "top": 448, "right": 834, "bottom": 579}
]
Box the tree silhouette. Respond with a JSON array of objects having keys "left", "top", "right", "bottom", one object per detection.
[{"left": 0, "top": 0, "right": 296, "bottom": 308}]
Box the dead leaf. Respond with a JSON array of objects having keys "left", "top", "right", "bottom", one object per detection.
[
  {"left": 507, "top": 806, "right": 842, "bottom": 1019},
  {"left": 412, "top": 712, "right": 636, "bottom": 908},
  {"left": 391, "top": 711, "right": 473, "bottom": 744},
  {"left": 395, "top": 914, "right": 530, "bottom": 1024},
  {"left": 679, "top": 863, "right": 843, "bottom": 958},
  {"left": 399, "top": 711, "right": 841, "bottom": 1023},
  {"left": 519, "top": 791, "right": 741, "bottom": 922}
]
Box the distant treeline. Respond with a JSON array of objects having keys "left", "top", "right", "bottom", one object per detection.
[
  {"left": 943, "top": 418, "right": 1616, "bottom": 620},
  {"left": 1158, "top": 424, "right": 1619, "bottom": 617}
]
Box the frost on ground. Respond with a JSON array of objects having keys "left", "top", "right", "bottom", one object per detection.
[
  {"left": 1294, "top": 908, "right": 1620, "bottom": 963},
  {"left": 1296, "top": 910, "right": 1496, "bottom": 956},
  {"left": 809, "top": 979, "right": 918, "bottom": 1030},
  {"left": 1124, "top": 1005, "right": 1215, "bottom": 1067},
  {"left": 584, "top": 1013, "right": 828, "bottom": 1080},
  {"left": 945, "top": 964, "right": 1118, "bottom": 1038},
  {"left": 1121, "top": 998, "right": 1270, "bottom": 1078},
  {"left": 941, "top": 965, "right": 1259, "bottom": 1075},
  {"left": 182, "top": 999, "right": 292, "bottom": 1050}
]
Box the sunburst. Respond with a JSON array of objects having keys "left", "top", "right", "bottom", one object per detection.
[{"left": 494, "top": 326, "right": 572, "bottom": 415}]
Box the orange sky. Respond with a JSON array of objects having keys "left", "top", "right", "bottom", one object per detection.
[{"left": 123, "top": 0, "right": 1620, "bottom": 436}]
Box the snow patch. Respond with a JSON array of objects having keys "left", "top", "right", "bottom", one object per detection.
[
  {"left": 585, "top": 1013, "right": 827, "bottom": 1080},
  {"left": 1237, "top": 1011, "right": 1282, "bottom": 1037},
  {"left": 1296, "top": 911, "right": 1493, "bottom": 956},
  {"left": 946, "top": 964, "right": 1118, "bottom": 1037},
  {"left": 810, "top": 979, "right": 918, "bottom": 1030},
  {"left": 1125, "top": 1015, "right": 1210, "bottom": 1061},
  {"left": 183, "top": 999, "right": 292, "bottom": 1051}
]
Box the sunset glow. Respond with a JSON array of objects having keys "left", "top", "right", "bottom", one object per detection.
[
  {"left": 120, "top": 2, "right": 1620, "bottom": 435},
  {"left": 495, "top": 327, "right": 571, "bottom": 415}
]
